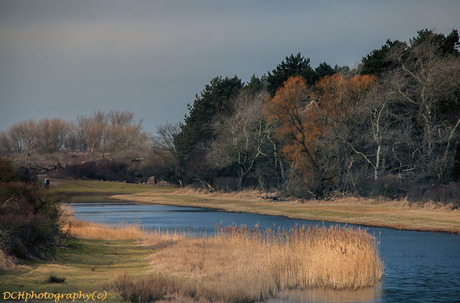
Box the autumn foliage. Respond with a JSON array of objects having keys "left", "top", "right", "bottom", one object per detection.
[{"left": 265, "top": 74, "right": 377, "bottom": 196}]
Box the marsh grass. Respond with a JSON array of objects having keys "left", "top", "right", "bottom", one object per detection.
[
  {"left": 61, "top": 204, "right": 382, "bottom": 302},
  {"left": 112, "top": 224, "right": 383, "bottom": 303},
  {"left": 65, "top": 219, "right": 186, "bottom": 247},
  {"left": 66, "top": 219, "right": 151, "bottom": 241}
]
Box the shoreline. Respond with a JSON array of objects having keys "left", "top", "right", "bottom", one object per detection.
[{"left": 110, "top": 189, "right": 460, "bottom": 235}]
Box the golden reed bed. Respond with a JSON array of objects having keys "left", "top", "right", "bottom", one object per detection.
[{"left": 67, "top": 212, "right": 383, "bottom": 303}]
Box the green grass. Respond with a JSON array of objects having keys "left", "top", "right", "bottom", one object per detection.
[
  {"left": 55, "top": 179, "right": 175, "bottom": 203},
  {"left": 1, "top": 180, "right": 171, "bottom": 302},
  {"left": 0, "top": 239, "right": 151, "bottom": 302}
]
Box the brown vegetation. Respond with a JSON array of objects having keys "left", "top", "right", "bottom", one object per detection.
[
  {"left": 0, "top": 248, "right": 18, "bottom": 272},
  {"left": 61, "top": 204, "right": 383, "bottom": 302},
  {"left": 111, "top": 224, "right": 382, "bottom": 303},
  {"left": 0, "top": 158, "right": 67, "bottom": 261}
]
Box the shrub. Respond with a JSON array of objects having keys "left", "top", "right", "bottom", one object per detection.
[
  {"left": 0, "top": 158, "right": 68, "bottom": 260},
  {"left": 47, "top": 275, "right": 66, "bottom": 284},
  {"left": 111, "top": 273, "right": 189, "bottom": 303},
  {"left": 407, "top": 182, "right": 460, "bottom": 206},
  {"left": 57, "top": 160, "right": 137, "bottom": 182},
  {"left": 0, "top": 158, "right": 17, "bottom": 182},
  {"left": 357, "top": 175, "right": 406, "bottom": 199}
]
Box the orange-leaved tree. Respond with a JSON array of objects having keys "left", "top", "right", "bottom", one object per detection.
[
  {"left": 264, "top": 74, "right": 377, "bottom": 197},
  {"left": 264, "top": 76, "right": 325, "bottom": 196}
]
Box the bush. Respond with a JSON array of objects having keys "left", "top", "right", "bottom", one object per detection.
[
  {"left": 57, "top": 160, "right": 137, "bottom": 182},
  {"left": 47, "top": 275, "right": 66, "bottom": 284},
  {"left": 111, "top": 273, "right": 188, "bottom": 303},
  {"left": 357, "top": 175, "right": 406, "bottom": 199},
  {"left": 0, "top": 158, "right": 67, "bottom": 260},
  {"left": 57, "top": 161, "right": 97, "bottom": 179},
  {"left": 0, "top": 158, "right": 17, "bottom": 182},
  {"left": 407, "top": 182, "right": 460, "bottom": 206}
]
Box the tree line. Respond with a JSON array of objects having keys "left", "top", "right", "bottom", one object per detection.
[
  {"left": 154, "top": 29, "right": 460, "bottom": 202},
  {"left": 0, "top": 110, "right": 149, "bottom": 161},
  {"left": 1, "top": 29, "right": 459, "bottom": 201}
]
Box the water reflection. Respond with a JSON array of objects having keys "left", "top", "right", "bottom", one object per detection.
[{"left": 270, "top": 284, "right": 381, "bottom": 303}]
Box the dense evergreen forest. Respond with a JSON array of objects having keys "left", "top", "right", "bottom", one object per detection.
[{"left": 1, "top": 29, "right": 459, "bottom": 202}]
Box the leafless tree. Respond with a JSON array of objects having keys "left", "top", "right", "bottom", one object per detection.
[
  {"left": 35, "top": 118, "right": 72, "bottom": 153},
  {"left": 103, "top": 123, "right": 149, "bottom": 161},
  {"left": 208, "top": 90, "right": 271, "bottom": 190},
  {"left": 107, "top": 110, "right": 135, "bottom": 126},
  {"left": 152, "top": 122, "right": 183, "bottom": 187},
  {"left": 384, "top": 38, "right": 460, "bottom": 181}
]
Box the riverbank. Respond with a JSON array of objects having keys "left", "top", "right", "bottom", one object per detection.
[
  {"left": 112, "top": 187, "right": 460, "bottom": 234},
  {"left": 67, "top": 219, "right": 383, "bottom": 302},
  {"left": 52, "top": 179, "right": 460, "bottom": 233},
  {"left": 0, "top": 239, "right": 152, "bottom": 302},
  {"left": 1, "top": 207, "right": 383, "bottom": 303}
]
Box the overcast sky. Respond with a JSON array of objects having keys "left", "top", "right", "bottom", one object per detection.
[{"left": 1, "top": 0, "right": 459, "bottom": 133}]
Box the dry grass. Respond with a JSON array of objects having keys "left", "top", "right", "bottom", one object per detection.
[
  {"left": 172, "top": 187, "right": 268, "bottom": 200},
  {"left": 65, "top": 220, "right": 152, "bottom": 241},
  {"left": 61, "top": 205, "right": 383, "bottom": 302},
  {"left": 62, "top": 204, "right": 185, "bottom": 243},
  {"left": 113, "top": 224, "right": 383, "bottom": 303},
  {"left": 0, "top": 248, "right": 18, "bottom": 272}
]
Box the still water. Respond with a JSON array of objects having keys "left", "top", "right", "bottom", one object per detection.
[{"left": 71, "top": 202, "right": 460, "bottom": 303}]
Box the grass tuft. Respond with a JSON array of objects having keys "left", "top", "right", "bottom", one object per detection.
[{"left": 47, "top": 275, "right": 66, "bottom": 284}]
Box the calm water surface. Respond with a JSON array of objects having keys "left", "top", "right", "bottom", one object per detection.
[{"left": 71, "top": 202, "right": 460, "bottom": 303}]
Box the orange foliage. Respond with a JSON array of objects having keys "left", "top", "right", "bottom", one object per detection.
[
  {"left": 264, "top": 74, "right": 377, "bottom": 193},
  {"left": 314, "top": 74, "right": 377, "bottom": 121}
]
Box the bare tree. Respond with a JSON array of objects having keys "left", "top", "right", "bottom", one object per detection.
[
  {"left": 103, "top": 123, "right": 149, "bottom": 161},
  {"left": 0, "top": 127, "right": 23, "bottom": 153},
  {"left": 9, "top": 120, "right": 38, "bottom": 160},
  {"left": 152, "top": 122, "right": 183, "bottom": 187},
  {"left": 107, "top": 110, "right": 135, "bottom": 126},
  {"left": 75, "top": 111, "right": 107, "bottom": 159},
  {"left": 73, "top": 110, "right": 149, "bottom": 161},
  {"left": 35, "top": 118, "right": 71, "bottom": 153},
  {"left": 384, "top": 37, "right": 460, "bottom": 181},
  {"left": 208, "top": 90, "right": 271, "bottom": 190}
]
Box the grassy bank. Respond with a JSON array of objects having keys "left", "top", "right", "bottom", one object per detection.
[
  {"left": 53, "top": 178, "right": 173, "bottom": 203},
  {"left": 68, "top": 220, "right": 382, "bottom": 302},
  {"left": 1, "top": 214, "right": 383, "bottom": 303},
  {"left": 0, "top": 179, "right": 159, "bottom": 302},
  {"left": 112, "top": 187, "right": 460, "bottom": 234},
  {"left": 2, "top": 179, "right": 450, "bottom": 302},
  {"left": 52, "top": 179, "right": 460, "bottom": 234},
  {"left": 0, "top": 239, "right": 151, "bottom": 302},
  {"left": 0, "top": 216, "right": 177, "bottom": 302}
]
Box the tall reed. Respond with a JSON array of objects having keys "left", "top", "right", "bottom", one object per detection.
[
  {"left": 62, "top": 206, "right": 383, "bottom": 302},
  {"left": 140, "top": 224, "right": 383, "bottom": 302}
]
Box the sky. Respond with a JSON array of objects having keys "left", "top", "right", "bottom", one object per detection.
[{"left": 1, "top": 0, "right": 459, "bottom": 134}]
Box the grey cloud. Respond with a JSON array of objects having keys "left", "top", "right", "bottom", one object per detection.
[{"left": 0, "top": 0, "right": 459, "bottom": 133}]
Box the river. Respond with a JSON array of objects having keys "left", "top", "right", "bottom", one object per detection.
[{"left": 71, "top": 202, "right": 460, "bottom": 303}]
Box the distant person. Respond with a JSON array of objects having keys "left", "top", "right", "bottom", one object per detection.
[{"left": 44, "top": 178, "right": 50, "bottom": 189}]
